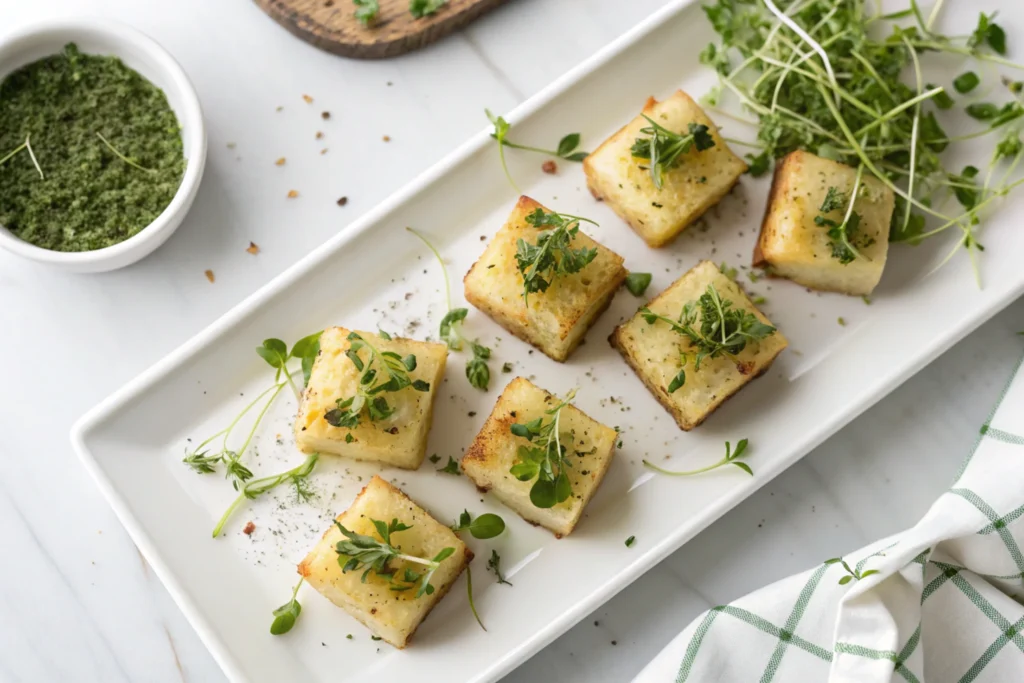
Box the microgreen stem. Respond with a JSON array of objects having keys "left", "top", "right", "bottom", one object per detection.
[
  {"left": 406, "top": 227, "right": 451, "bottom": 310},
  {"left": 23, "top": 134, "right": 44, "bottom": 180},
  {"left": 762, "top": 0, "right": 840, "bottom": 103},
  {"left": 910, "top": 43, "right": 1024, "bottom": 71},
  {"left": 212, "top": 452, "right": 318, "bottom": 537},
  {"left": 0, "top": 141, "right": 26, "bottom": 167},
  {"left": 96, "top": 131, "right": 155, "bottom": 173},
  {"left": 224, "top": 381, "right": 288, "bottom": 471},
  {"left": 466, "top": 565, "right": 486, "bottom": 631},
  {"left": 642, "top": 458, "right": 729, "bottom": 476}
]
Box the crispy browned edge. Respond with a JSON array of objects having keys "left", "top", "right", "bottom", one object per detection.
[
  {"left": 463, "top": 196, "right": 627, "bottom": 362},
  {"left": 608, "top": 262, "right": 786, "bottom": 431},
  {"left": 585, "top": 91, "right": 747, "bottom": 249},
  {"left": 460, "top": 377, "right": 617, "bottom": 538},
  {"left": 752, "top": 150, "right": 801, "bottom": 268},
  {"left": 297, "top": 475, "right": 473, "bottom": 649}
]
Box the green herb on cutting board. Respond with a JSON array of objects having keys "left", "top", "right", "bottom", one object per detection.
[{"left": 0, "top": 43, "right": 185, "bottom": 252}]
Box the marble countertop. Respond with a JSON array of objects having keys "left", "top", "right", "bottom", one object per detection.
[{"left": 3, "top": 1, "right": 1023, "bottom": 681}]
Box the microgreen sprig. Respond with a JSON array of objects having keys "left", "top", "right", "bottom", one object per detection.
[
  {"left": 270, "top": 579, "right": 304, "bottom": 636},
  {"left": 334, "top": 518, "right": 454, "bottom": 598},
  {"left": 409, "top": 0, "right": 446, "bottom": 18},
  {"left": 485, "top": 110, "right": 588, "bottom": 191},
  {"left": 630, "top": 117, "right": 716, "bottom": 189},
  {"left": 212, "top": 452, "right": 319, "bottom": 538},
  {"left": 0, "top": 134, "right": 44, "bottom": 180},
  {"left": 406, "top": 227, "right": 493, "bottom": 390},
  {"left": 516, "top": 208, "right": 599, "bottom": 303},
  {"left": 183, "top": 332, "right": 322, "bottom": 488},
  {"left": 509, "top": 388, "right": 578, "bottom": 508},
  {"left": 643, "top": 439, "right": 753, "bottom": 477},
  {"left": 324, "top": 331, "right": 429, "bottom": 429},
  {"left": 640, "top": 284, "right": 775, "bottom": 393},
  {"left": 814, "top": 173, "right": 869, "bottom": 265},
  {"left": 826, "top": 557, "right": 880, "bottom": 585}
]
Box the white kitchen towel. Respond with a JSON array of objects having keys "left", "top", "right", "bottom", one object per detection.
[{"left": 634, "top": 351, "right": 1024, "bottom": 683}]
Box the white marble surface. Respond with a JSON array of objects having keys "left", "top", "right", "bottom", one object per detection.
[{"left": 1, "top": 1, "right": 1023, "bottom": 681}]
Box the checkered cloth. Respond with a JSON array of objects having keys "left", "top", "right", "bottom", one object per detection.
[{"left": 634, "top": 352, "right": 1024, "bottom": 683}]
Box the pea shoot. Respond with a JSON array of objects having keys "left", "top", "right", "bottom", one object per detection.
[
  {"left": 643, "top": 439, "right": 753, "bottom": 477},
  {"left": 323, "top": 331, "right": 429, "bottom": 429},
  {"left": 406, "top": 227, "right": 493, "bottom": 390},
  {"left": 509, "top": 388, "right": 578, "bottom": 508},
  {"left": 640, "top": 284, "right": 775, "bottom": 394},
  {"left": 450, "top": 510, "right": 506, "bottom": 539},
  {"left": 270, "top": 579, "right": 304, "bottom": 635}
]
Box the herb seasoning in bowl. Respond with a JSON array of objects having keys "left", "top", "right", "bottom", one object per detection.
[{"left": 0, "top": 20, "right": 206, "bottom": 272}]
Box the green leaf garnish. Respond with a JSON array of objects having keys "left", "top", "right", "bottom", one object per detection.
[
  {"left": 409, "top": 0, "right": 446, "bottom": 18},
  {"left": 487, "top": 549, "right": 512, "bottom": 586},
  {"left": 437, "top": 456, "right": 461, "bottom": 475},
  {"left": 451, "top": 509, "right": 506, "bottom": 539},
  {"left": 270, "top": 579, "right": 303, "bottom": 635},
  {"left": 484, "top": 109, "right": 589, "bottom": 192},
  {"left": 353, "top": 0, "right": 379, "bottom": 26},
  {"left": 213, "top": 453, "right": 318, "bottom": 537},
  {"left": 334, "top": 518, "right": 453, "bottom": 598}
]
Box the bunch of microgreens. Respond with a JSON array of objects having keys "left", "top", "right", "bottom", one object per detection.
[
  {"left": 699, "top": 0, "right": 1024, "bottom": 284},
  {"left": 644, "top": 439, "right": 754, "bottom": 477},
  {"left": 182, "top": 333, "right": 322, "bottom": 535},
  {"left": 509, "top": 389, "right": 581, "bottom": 509},
  {"left": 352, "top": 0, "right": 447, "bottom": 27},
  {"left": 631, "top": 118, "right": 717, "bottom": 189},
  {"left": 324, "top": 331, "right": 430, "bottom": 429},
  {"left": 406, "top": 227, "right": 493, "bottom": 390},
  {"left": 213, "top": 453, "right": 318, "bottom": 538},
  {"left": 640, "top": 283, "right": 775, "bottom": 393},
  {"left": 485, "top": 109, "right": 588, "bottom": 192},
  {"left": 516, "top": 208, "right": 600, "bottom": 303}
]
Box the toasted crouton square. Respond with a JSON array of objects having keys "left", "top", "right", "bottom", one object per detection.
[
  {"left": 464, "top": 195, "right": 627, "bottom": 362},
  {"left": 298, "top": 476, "right": 471, "bottom": 648},
  {"left": 584, "top": 90, "right": 747, "bottom": 247},
  {"left": 754, "top": 150, "right": 895, "bottom": 295},
  {"left": 461, "top": 377, "right": 617, "bottom": 537},
  {"left": 611, "top": 261, "right": 787, "bottom": 431},
  {"left": 294, "top": 327, "right": 447, "bottom": 469}
]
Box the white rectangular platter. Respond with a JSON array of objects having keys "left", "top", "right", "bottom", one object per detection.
[{"left": 72, "top": 1, "right": 1024, "bottom": 681}]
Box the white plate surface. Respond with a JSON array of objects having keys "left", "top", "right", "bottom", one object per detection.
[{"left": 72, "top": 1, "right": 1024, "bottom": 681}]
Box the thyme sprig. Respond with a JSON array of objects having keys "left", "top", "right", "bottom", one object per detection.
[
  {"left": 516, "top": 208, "right": 599, "bottom": 303},
  {"left": 640, "top": 284, "right": 775, "bottom": 393},
  {"left": 631, "top": 117, "right": 716, "bottom": 188},
  {"left": 509, "top": 388, "right": 578, "bottom": 508},
  {"left": 644, "top": 439, "right": 753, "bottom": 477},
  {"left": 324, "top": 331, "right": 430, "bottom": 429},
  {"left": 406, "top": 227, "right": 492, "bottom": 390}
]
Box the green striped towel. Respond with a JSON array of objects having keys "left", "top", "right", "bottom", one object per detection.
[{"left": 634, "top": 352, "right": 1024, "bottom": 683}]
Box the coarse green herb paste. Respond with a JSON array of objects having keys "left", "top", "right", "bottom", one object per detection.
[{"left": 0, "top": 43, "right": 186, "bottom": 252}]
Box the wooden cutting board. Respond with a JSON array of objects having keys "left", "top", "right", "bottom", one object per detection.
[{"left": 253, "top": 0, "right": 510, "bottom": 59}]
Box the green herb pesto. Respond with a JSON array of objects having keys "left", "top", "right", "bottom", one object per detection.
[{"left": 0, "top": 43, "right": 185, "bottom": 252}]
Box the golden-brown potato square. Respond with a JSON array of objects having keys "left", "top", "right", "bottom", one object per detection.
[
  {"left": 294, "top": 328, "right": 446, "bottom": 469},
  {"left": 584, "top": 90, "right": 747, "bottom": 247},
  {"left": 464, "top": 195, "right": 626, "bottom": 362},
  {"left": 754, "top": 150, "right": 894, "bottom": 295},
  {"left": 611, "top": 261, "right": 787, "bottom": 430},
  {"left": 461, "top": 377, "right": 617, "bottom": 537},
  {"left": 298, "top": 475, "right": 471, "bottom": 648}
]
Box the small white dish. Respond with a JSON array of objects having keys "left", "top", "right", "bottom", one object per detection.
[{"left": 0, "top": 19, "right": 206, "bottom": 273}]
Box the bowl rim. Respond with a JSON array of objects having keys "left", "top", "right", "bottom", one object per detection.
[{"left": 0, "top": 18, "right": 206, "bottom": 265}]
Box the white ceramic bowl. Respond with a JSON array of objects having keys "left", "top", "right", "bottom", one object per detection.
[{"left": 0, "top": 19, "right": 206, "bottom": 273}]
